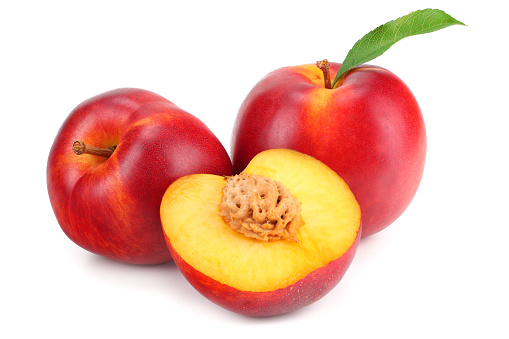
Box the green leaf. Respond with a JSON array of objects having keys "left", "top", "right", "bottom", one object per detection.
[{"left": 331, "top": 9, "right": 465, "bottom": 88}]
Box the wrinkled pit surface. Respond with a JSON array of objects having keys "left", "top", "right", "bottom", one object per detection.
[{"left": 220, "top": 173, "right": 301, "bottom": 242}]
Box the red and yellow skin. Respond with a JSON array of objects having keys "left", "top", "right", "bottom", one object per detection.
[
  {"left": 231, "top": 63, "right": 426, "bottom": 237},
  {"left": 47, "top": 88, "right": 233, "bottom": 265},
  {"left": 167, "top": 231, "right": 359, "bottom": 317}
]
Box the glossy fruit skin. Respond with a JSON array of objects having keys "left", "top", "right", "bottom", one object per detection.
[
  {"left": 47, "top": 88, "right": 233, "bottom": 264},
  {"left": 231, "top": 63, "right": 426, "bottom": 237},
  {"left": 165, "top": 230, "right": 360, "bottom": 317}
]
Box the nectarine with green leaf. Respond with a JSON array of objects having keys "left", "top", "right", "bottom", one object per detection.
[{"left": 231, "top": 9, "right": 464, "bottom": 237}]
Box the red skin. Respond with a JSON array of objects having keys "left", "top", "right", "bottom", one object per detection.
[
  {"left": 165, "top": 230, "right": 360, "bottom": 317},
  {"left": 231, "top": 63, "right": 426, "bottom": 237},
  {"left": 47, "top": 88, "right": 233, "bottom": 265}
]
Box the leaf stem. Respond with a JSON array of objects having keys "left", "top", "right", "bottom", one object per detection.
[{"left": 331, "top": 73, "right": 344, "bottom": 89}]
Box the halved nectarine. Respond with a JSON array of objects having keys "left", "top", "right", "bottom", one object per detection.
[{"left": 160, "top": 149, "right": 361, "bottom": 316}]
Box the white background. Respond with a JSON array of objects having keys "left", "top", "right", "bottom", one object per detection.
[{"left": 2, "top": 1, "right": 507, "bottom": 338}]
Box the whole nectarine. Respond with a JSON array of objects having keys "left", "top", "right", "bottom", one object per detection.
[
  {"left": 231, "top": 62, "right": 426, "bottom": 237},
  {"left": 47, "top": 88, "right": 233, "bottom": 265}
]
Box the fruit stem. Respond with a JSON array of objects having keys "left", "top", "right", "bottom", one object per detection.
[
  {"left": 316, "top": 59, "right": 332, "bottom": 89},
  {"left": 72, "top": 141, "right": 116, "bottom": 158}
]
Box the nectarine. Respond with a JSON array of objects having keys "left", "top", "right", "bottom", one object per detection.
[
  {"left": 160, "top": 149, "right": 361, "bottom": 316},
  {"left": 47, "top": 88, "right": 233, "bottom": 265},
  {"left": 231, "top": 62, "right": 426, "bottom": 237}
]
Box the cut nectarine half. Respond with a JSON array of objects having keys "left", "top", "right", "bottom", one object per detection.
[{"left": 160, "top": 149, "right": 361, "bottom": 316}]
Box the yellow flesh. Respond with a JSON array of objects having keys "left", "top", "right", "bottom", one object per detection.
[{"left": 160, "top": 149, "right": 360, "bottom": 292}]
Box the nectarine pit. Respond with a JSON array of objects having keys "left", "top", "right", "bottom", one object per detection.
[{"left": 220, "top": 174, "right": 301, "bottom": 242}]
